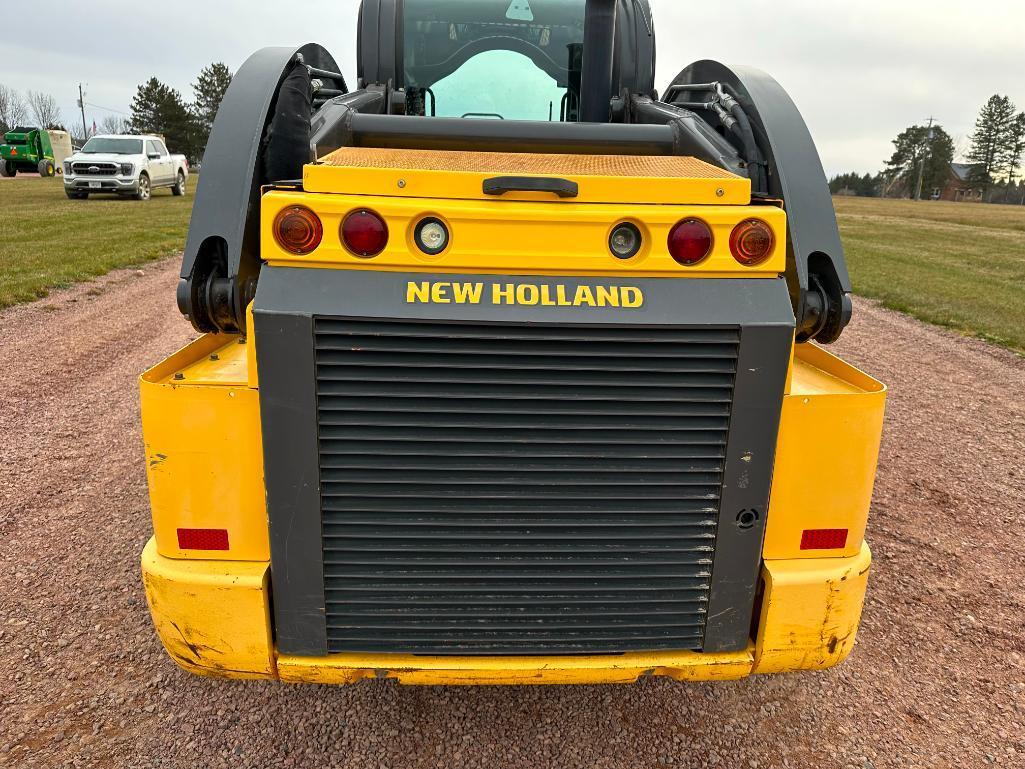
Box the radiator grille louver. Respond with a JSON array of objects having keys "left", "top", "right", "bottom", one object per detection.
[{"left": 314, "top": 318, "right": 738, "bottom": 655}]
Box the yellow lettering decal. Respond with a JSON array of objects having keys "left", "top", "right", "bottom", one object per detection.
[
  {"left": 406, "top": 281, "right": 431, "bottom": 303},
  {"left": 596, "top": 286, "right": 620, "bottom": 308},
  {"left": 493, "top": 284, "right": 515, "bottom": 304},
  {"left": 413, "top": 281, "right": 642, "bottom": 309},
  {"left": 517, "top": 285, "right": 540, "bottom": 306},
  {"left": 431, "top": 283, "right": 452, "bottom": 303},
  {"left": 453, "top": 283, "right": 484, "bottom": 304},
  {"left": 574, "top": 286, "right": 597, "bottom": 307},
  {"left": 621, "top": 287, "right": 644, "bottom": 308}
]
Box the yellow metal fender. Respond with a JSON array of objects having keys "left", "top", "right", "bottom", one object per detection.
[
  {"left": 141, "top": 538, "right": 276, "bottom": 680},
  {"left": 753, "top": 543, "right": 872, "bottom": 674},
  {"left": 141, "top": 536, "right": 872, "bottom": 684}
]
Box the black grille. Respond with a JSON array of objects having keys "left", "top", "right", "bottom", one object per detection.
[
  {"left": 314, "top": 318, "right": 739, "bottom": 655},
  {"left": 72, "top": 162, "right": 117, "bottom": 176}
]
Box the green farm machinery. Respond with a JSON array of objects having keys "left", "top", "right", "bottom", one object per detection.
[{"left": 0, "top": 127, "right": 73, "bottom": 177}]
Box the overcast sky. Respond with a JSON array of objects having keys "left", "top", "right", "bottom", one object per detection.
[{"left": 3, "top": 0, "right": 1023, "bottom": 175}]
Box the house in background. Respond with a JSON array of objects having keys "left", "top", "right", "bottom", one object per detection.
[{"left": 932, "top": 163, "right": 986, "bottom": 202}]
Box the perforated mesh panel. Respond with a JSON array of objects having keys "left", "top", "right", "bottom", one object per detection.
[{"left": 320, "top": 147, "right": 741, "bottom": 180}]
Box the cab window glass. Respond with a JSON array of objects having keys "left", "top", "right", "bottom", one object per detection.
[
  {"left": 430, "top": 50, "right": 566, "bottom": 121},
  {"left": 403, "top": 0, "right": 585, "bottom": 120}
]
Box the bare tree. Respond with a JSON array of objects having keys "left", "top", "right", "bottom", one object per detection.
[
  {"left": 97, "top": 114, "right": 130, "bottom": 135},
  {"left": 26, "top": 90, "right": 63, "bottom": 129},
  {"left": 0, "top": 84, "right": 29, "bottom": 133}
]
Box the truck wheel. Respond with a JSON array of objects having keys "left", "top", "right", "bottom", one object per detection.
[
  {"left": 171, "top": 171, "right": 187, "bottom": 197},
  {"left": 66, "top": 190, "right": 88, "bottom": 200},
  {"left": 135, "top": 174, "right": 151, "bottom": 201},
  {"left": 38, "top": 159, "right": 55, "bottom": 177},
  {"left": 0, "top": 162, "right": 14, "bottom": 177}
]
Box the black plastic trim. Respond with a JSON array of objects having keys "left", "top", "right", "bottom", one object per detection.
[{"left": 255, "top": 268, "right": 794, "bottom": 656}]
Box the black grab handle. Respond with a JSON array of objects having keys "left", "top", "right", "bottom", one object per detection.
[{"left": 482, "top": 176, "right": 579, "bottom": 198}]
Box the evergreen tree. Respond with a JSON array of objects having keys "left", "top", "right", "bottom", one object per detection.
[
  {"left": 1006, "top": 113, "right": 1025, "bottom": 186},
  {"left": 192, "top": 62, "right": 233, "bottom": 142},
  {"left": 884, "top": 124, "right": 955, "bottom": 196},
  {"left": 130, "top": 78, "right": 202, "bottom": 161},
  {"left": 130, "top": 78, "right": 168, "bottom": 135},
  {"left": 967, "top": 95, "right": 1017, "bottom": 185}
]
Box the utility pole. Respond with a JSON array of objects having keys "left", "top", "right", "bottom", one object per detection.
[
  {"left": 77, "top": 84, "right": 88, "bottom": 139},
  {"left": 915, "top": 116, "right": 936, "bottom": 201}
]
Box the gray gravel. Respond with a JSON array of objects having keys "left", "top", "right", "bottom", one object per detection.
[{"left": 1, "top": 257, "right": 1023, "bottom": 768}]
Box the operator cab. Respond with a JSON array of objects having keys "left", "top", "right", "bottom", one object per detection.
[{"left": 399, "top": 0, "right": 586, "bottom": 121}]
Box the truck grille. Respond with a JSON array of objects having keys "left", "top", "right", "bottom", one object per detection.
[
  {"left": 314, "top": 317, "right": 739, "bottom": 655},
  {"left": 72, "top": 162, "right": 117, "bottom": 176}
]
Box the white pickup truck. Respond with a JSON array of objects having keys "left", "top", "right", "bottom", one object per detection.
[{"left": 63, "top": 134, "right": 189, "bottom": 201}]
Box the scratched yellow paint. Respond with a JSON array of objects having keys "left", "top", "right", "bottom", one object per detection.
[
  {"left": 141, "top": 539, "right": 276, "bottom": 680},
  {"left": 142, "top": 536, "right": 872, "bottom": 684},
  {"left": 276, "top": 649, "right": 753, "bottom": 686},
  {"left": 753, "top": 544, "right": 873, "bottom": 674}
]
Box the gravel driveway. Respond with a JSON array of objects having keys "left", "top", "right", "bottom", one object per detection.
[{"left": 2, "top": 257, "right": 1023, "bottom": 768}]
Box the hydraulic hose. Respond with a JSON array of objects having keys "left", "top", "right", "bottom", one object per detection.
[{"left": 717, "top": 85, "right": 768, "bottom": 194}]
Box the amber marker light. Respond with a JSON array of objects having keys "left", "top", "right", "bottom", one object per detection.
[
  {"left": 273, "top": 206, "right": 323, "bottom": 255},
  {"left": 730, "top": 219, "right": 775, "bottom": 266}
]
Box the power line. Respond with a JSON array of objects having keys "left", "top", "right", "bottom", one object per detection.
[{"left": 85, "top": 102, "right": 129, "bottom": 116}]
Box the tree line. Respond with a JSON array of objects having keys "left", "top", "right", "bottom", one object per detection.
[
  {"left": 830, "top": 94, "right": 1025, "bottom": 204},
  {"left": 0, "top": 85, "right": 65, "bottom": 134},
  {"left": 0, "top": 62, "right": 232, "bottom": 163}
]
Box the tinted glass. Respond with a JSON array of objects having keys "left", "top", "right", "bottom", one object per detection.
[
  {"left": 403, "top": 0, "right": 586, "bottom": 120},
  {"left": 81, "top": 137, "right": 144, "bottom": 154}
]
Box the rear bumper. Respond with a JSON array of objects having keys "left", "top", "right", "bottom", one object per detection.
[{"left": 141, "top": 537, "right": 871, "bottom": 685}]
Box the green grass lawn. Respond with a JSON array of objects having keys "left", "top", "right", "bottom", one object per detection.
[
  {"left": 0, "top": 175, "right": 194, "bottom": 309},
  {"left": 834, "top": 197, "right": 1025, "bottom": 352},
  {"left": 1, "top": 174, "right": 1023, "bottom": 353}
]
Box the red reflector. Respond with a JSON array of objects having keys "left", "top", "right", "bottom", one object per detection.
[
  {"left": 667, "top": 218, "right": 713, "bottom": 266},
  {"left": 800, "top": 528, "right": 849, "bottom": 550},
  {"left": 177, "top": 528, "right": 230, "bottom": 551},
  {"left": 341, "top": 209, "right": 389, "bottom": 257}
]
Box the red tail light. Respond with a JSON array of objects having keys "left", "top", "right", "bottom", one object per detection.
[
  {"left": 342, "top": 209, "right": 389, "bottom": 257},
  {"left": 668, "top": 218, "right": 713, "bottom": 266},
  {"left": 730, "top": 219, "right": 775, "bottom": 266},
  {"left": 273, "top": 206, "right": 323, "bottom": 255},
  {"left": 800, "top": 529, "right": 849, "bottom": 551},
  {"left": 177, "top": 528, "right": 230, "bottom": 551}
]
